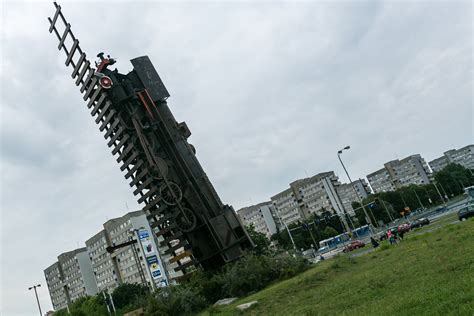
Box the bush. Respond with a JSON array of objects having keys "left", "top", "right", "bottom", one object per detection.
[
  {"left": 145, "top": 285, "right": 207, "bottom": 316},
  {"left": 112, "top": 283, "right": 149, "bottom": 310},
  {"left": 145, "top": 252, "right": 310, "bottom": 315}
]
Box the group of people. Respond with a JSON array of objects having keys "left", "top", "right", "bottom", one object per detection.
[
  {"left": 387, "top": 228, "right": 405, "bottom": 244},
  {"left": 369, "top": 228, "right": 405, "bottom": 248}
]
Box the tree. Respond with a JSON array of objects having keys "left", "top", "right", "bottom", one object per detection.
[
  {"left": 53, "top": 296, "right": 109, "bottom": 316},
  {"left": 112, "top": 283, "right": 149, "bottom": 310},
  {"left": 246, "top": 224, "right": 269, "bottom": 255},
  {"left": 435, "top": 163, "right": 474, "bottom": 197}
]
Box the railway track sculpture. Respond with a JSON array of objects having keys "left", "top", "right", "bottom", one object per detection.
[{"left": 47, "top": 2, "right": 252, "bottom": 275}]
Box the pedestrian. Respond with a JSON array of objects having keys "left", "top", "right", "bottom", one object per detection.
[
  {"left": 387, "top": 229, "right": 395, "bottom": 245},
  {"left": 370, "top": 236, "right": 379, "bottom": 248},
  {"left": 399, "top": 230, "right": 405, "bottom": 241}
]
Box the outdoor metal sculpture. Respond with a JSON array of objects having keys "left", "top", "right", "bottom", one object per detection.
[{"left": 47, "top": 2, "right": 251, "bottom": 274}]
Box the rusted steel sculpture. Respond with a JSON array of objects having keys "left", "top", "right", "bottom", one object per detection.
[{"left": 48, "top": 2, "right": 251, "bottom": 273}]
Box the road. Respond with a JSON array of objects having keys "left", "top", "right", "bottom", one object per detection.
[{"left": 309, "top": 197, "right": 472, "bottom": 262}]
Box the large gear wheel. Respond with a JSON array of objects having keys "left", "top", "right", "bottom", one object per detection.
[
  {"left": 175, "top": 207, "right": 197, "bottom": 232},
  {"left": 159, "top": 182, "right": 182, "bottom": 205}
]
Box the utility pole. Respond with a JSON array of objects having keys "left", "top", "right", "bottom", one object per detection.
[
  {"left": 413, "top": 189, "right": 424, "bottom": 209},
  {"left": 276, "top": 214, "right": 297, "bottom": 251},
  {"left": 128, "top": 235, "right": 148, "bottom": 288},
  {"left": 433, "top": 181, "right": 447, "bottom": 206},
  {"left": 28, "top": 284, "right": 42, "bottom": 316},
  {"left": 337, "top": 146, "right": 375, "bottom": 234},
  {"left": 379, "top": 198, "right": 394, "bottom": 222}
]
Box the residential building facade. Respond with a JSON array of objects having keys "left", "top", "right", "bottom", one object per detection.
[
  {"left": 335, "top": 179, "right": 370, "bottom": 215},
  {"left": 44, "top": 248, "right": 98, "bottom": 311},
  {"left": 58, "top": 248, "right": 98, "bottom": 303},
  {"left": 270, "top": 171, "right": 351, "bottom": 228},
  {"left": 85, "top": 230, "right": 120, "bottom": 293},
  {"left": 102, "top": 210, "right": 172, "bottom": 290},
  {"left": 429, "top": 145, "right": 474, "bottom": 172},
  {"left": 237, "top": 202, "right": 277, "bottom": 238},
  {"left": 271, "top": 187, "right": 303, "bottom": 226},
  {"left": 44, "top": 262, "right": 68, "bottom": 311},
  {"left": 46, "top": 211, "right": 178, "bottom": 311},
  {"left": 367, "top": 154, "right": 431, "bottom": 193}
]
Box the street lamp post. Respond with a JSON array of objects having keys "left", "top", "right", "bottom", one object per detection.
[
  {"left": 28, "top": 284, "right": 43, "bottom": 316},
  {"left": 412, "top": 189, "right": 424, "bottom": 209},
  {"left": 338, "top": 146, "right": 375, "bottom": 234},
  {"left": 276, "top": 214, "right": 297, "bottom": 251}
]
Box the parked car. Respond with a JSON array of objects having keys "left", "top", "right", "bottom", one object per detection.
[
  {"left": 411, "top": 217, "right": 430, "bottom": 229},
  {"left": 435, "top": 206, "right": 447, "bottom": 213},
  {"left": 458, "top": 205, "right": 474, "bottom": 221},
  {"left": 398, "top": 223, "right": 411, "bottom": 233},
  {"left": 343, "top": 240, "right": 365, "bottom": 253}
]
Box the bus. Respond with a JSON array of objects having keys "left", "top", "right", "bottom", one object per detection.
[
  {"left": 352, "top": 225, "right": 370, "bottom": 238},
  {"left": 318, "top": 233, "right": 350, "bottom": 253}
]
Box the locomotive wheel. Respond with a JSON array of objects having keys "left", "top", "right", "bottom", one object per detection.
[
  {"left": 159, "top": 182, "right": 182, "bottom": 205},
  {"left": 175, "top": 208, "right": 197, "bottom": 232}
]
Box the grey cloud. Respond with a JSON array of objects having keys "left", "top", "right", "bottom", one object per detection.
[{"left": 1, "top": 1, "right": 472, "bottom": 315}]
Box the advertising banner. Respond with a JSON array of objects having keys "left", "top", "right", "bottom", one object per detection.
[
  {"left": 137, "top": 229, "right": 166, "bottom": 285},
  {"left": 146, "top": 255, "right": 162, "bottom": 280}
]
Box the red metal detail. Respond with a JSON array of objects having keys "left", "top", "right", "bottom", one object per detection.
[{"left": 137, "top": 91, "right": 154, "bottom": 118}]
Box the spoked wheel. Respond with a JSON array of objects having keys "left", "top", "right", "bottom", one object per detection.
[
  {"left": 159, "top": 182, "right": 182, "bottom": 205},
  {"left": 175, "top": 207, "right": 197, "bottom": 232}
]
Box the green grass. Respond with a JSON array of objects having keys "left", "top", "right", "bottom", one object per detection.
[{"left": 199, "top": 218, "right": 474, "bottom": 316}]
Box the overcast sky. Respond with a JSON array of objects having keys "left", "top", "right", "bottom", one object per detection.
[{"left": 1, "top": 0, "right": 472, "bottom": 314}]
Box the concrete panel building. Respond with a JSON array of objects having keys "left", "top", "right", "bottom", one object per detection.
[
  {"left": 102, "top": 210, "right": 173, "bottom": 290},
  {"left": 291, "top": 172, "right": 346, "bottom": 218},
  {"left": 237, "top": 202, "right": 277, "bottom": 238},
  {"left": 429, "top": 145, "right": 474, "bottom": 172},
  {"left": 271, "top": 187, "right": 303, "bottom": 226},
  {"left": 44, "top": 262, "right": 68, "bottom": 311},
  {"left": 367, "top": 168, "right": 395, "bottom": 193},
  {"left": 44, "top": 248, "right": 98, "bottom": 311},
  {"left": 336, "top": 179, "right": 370, "bottom": 215},
  {"left": 58, "top": 248, "right": 98, "bottom": 303},
  {"left": 270, "top": 171, "right": 351, "bottom": 227},
  {"left": 85, "top": 230, "right": 120, "bottom": 293},
  {"left": 367, "top": 154, "right": 431, "bottom": 193}
]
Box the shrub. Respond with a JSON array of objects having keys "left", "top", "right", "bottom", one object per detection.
[
  {"left": 112, "top": 283, "right": 149, "bottom": 310},
  {"left": 145, "top": 285, "right": 207, "bottom": 316},
  {"left": 145, "top": 252, "right": 310, "bottom": 315}
]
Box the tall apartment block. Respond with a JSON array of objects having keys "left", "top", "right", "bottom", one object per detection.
[
  {"left": 44, "top": 262, "right": 68, "bottom": 311},
  {"left": 335, "top": 179, "right": 370, "bottom": 215},
  {"left": 85, "top": 230, "right": 119, "bottom": 293},
  {"left": 271, "top": 187, "right": 302, "bottom": 226},
  {"left": 429, "top": 145, "right": 474, "bottom": 173},
  {"left": 86, "top": 210, "right": 176, "bottom": 294},
  {"left": 44, "top": 248, "right": 98, "bottom": 311},
  {"left": 367, "top": 154, "right": 431, "bottom": 193},
  {"left": 237, "top": 202, "right": 277, "bottom": 238},
  {"left": 291, "top": 172, "right": 345, "bottom": 219},
  {"left": 45, "top": 211, "right": 179, "bottom": 311},
  {"left": 270, "top": 171, "right": 350, "bottom": 227}
]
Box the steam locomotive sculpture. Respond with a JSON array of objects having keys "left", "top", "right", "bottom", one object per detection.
[{"left": 47, "top": 2, "right": 252, "bottom": 273}]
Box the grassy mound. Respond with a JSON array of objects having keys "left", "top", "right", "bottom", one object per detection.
[{"left": 201, "top": 218, "right": 474, "bottom": 315}]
